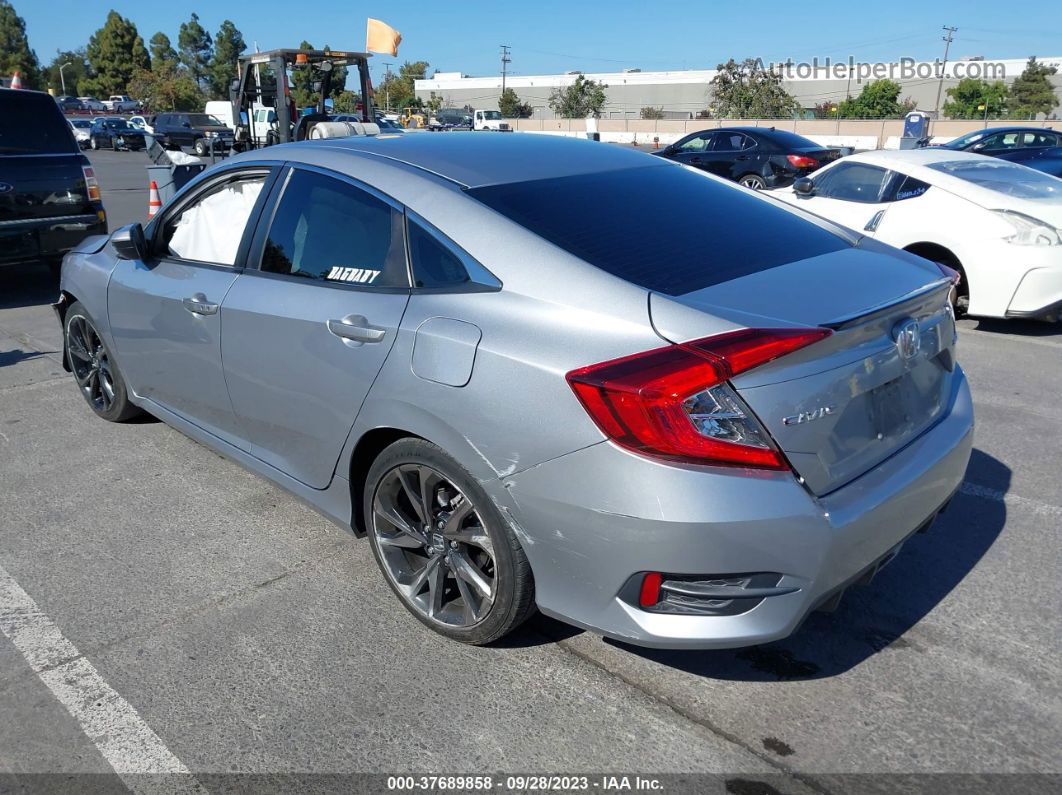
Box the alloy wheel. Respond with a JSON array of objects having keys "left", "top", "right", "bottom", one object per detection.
[
  {"left": 371, "top": 464, "right": 497, "bottom": 627},
  {"left": 67, "top": 315, "right": 115, "bottom": 413},
  {"left": 740, "top": 176, "right": 765, "bottom": 189}
]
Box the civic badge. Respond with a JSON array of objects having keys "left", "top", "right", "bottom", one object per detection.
[{"left": 893, "top": 318, "right": 921, "bottom": 360}]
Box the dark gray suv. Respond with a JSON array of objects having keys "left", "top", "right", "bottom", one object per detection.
[{"left": 151, "top": 112, "right": 235, "bottom": 155}]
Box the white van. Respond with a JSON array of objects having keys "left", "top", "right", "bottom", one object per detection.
[{"left": 204, "top": 100, "right": 278, "bottom": 146}]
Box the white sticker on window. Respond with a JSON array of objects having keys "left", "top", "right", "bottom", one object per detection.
[{"left": 326, "top": 267, "right": 381, "bottom": 284}]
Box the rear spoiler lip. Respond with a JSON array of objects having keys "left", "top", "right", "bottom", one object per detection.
[{"left": 821, "top": 278, "right": 951, "bottom": 330}]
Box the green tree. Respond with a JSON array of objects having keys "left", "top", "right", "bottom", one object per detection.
[
  {"left": 640, "top": 106, "right": 665, "bottom": 119},
  {"left": 332, "top": 90, "right": 360, "bottom": 113},
  {"left": 290, "top": 41, "right": 349, "bottom": 109},
  {"left": 209, "top": 20, "right": 246, "bottom": 100},
  {"left": 44, "top": 49, "right": 90, "bottom": 95},
  {"left": 837, "top": 79, "right": 908, "bottom": 119},
  {"left": 498, "top": 87, "right": 531, "bottom": 118},
  {"left": 0, "top": 1, "right": 42, "bottom": 89},
  {"left": 378, "top": 60, "right": 430, "bottom": 112},
  {"left": 178, "top": 12, "right": 212, "bottom": 89},
  {"left": 942, "top": 78, "right": 1009, "bottom": 119},
  {"left": 425, "top": 91, "right": 444, "bottom": 114},
  {"left": 548, "top": 74, "right": 608, "bottom": 118},
  {"left": 82, "top": 10, "right": 150, "bottom": 97},
  {"left": 128, "top": 60, "right": 202, "bottom": 112},
  {"left": 149, "top": 32, "right": 178, "bottom": 65},
  {"left": 709, "top": 58, "right": 797, "bottom": 119},
  {"left": 1008, "top": 57, "right": 1059, "bottom": 119}
]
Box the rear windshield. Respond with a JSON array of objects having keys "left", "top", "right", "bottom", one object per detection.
[
  {"left": 762, "top": 129, "right": 824, "bottom": 150},
  {"left": 0, "top": 91, "right": 77, "bottom": 155},
  {"left": 466, "top": 164, "right": 848, "bottom": 295},
  {"left": 927, "top": 159, "right": 1062, "bottom": 200}
]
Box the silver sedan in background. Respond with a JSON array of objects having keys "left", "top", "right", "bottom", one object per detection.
[{"left": 55, "top": 134, "right": 973, "bottom": 648}]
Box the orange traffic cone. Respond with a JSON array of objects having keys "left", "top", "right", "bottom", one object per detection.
[
  {"left": 147, "top": 180, "right": 162, "bottom": 218},
  {"left": 10, "top": 71, "right": 22, "bottom": 90}
]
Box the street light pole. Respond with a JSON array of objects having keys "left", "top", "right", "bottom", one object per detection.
[
  {"left": 59, "top": 61, "right": 72, "bottom": 95},
  {"left": 381, "top": 62, "right": 393, "bottom": 112}
]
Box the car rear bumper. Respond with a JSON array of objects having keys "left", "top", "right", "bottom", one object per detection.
[
  {"left": 493, "top": 369, "right": 973, "bottom": 649},
  {"left": 0, "top": 213, "right": 107, "bottom": 266}
]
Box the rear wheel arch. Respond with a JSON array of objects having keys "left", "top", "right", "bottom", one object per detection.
[
  {"left": 902, "top": 242, "right": 969, "bottom": 312},
  {"left": 348, "top": 428, "right": 425, "bottom": 536}
]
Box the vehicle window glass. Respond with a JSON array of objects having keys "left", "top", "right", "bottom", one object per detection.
[
  {"left": 1025, "top": 132, "right": 1053, "bottom": 148},
  {"left": 163, "top": 175, "right": 266, "bottom": 265},
  {"left": 259, "top": 169, "right": 407, "bottom": 287},
  {"left": 407, "top": 218, "right": 498, "bottom": 289},
  {"left": 678, "top": 134, "right": 712, "bottom": 153},
  {"left": 467, "top": 164, "right": 848, "bottom": 296},
  {"left": 887, "top": 174, "right": 931, "bottom": 202},
  {"left": 816, "top": 162, "right": 889, "bottom": 202},
  {"left": 0, "top": 91, "right": 77, "bottom": 154},
  {"left": 760, "top": 130, "right": 822, "bottom": 149},
  {"left": 711, "top": 133, "right": 747, "bottom": 152},
  {"left": 927, "top": 159, "right": 1062, "bottom": 200},
  {"left": 741, "top": 135, "right": 758, "bottom": 150}
]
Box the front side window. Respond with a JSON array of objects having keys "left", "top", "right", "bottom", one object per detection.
[
  {"left": 816, "top": 162, "right": 890, "bottom": 203},
  {"left": 162, "top": 174, "right": 267, "bottom": 265},
  {"left": 678, "top": 134, "right": 713, "bottom": 153},
  {"left": 259, "top": 169, "right": 407, "bottom": 288}
]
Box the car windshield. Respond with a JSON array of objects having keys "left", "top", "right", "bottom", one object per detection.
[
  {"left": 0, "top": 91, "right": 78, "bottom": 154},
  {"left": 105, "top": 120, "right": 133, "bottom": 131},
  {"left": 188, "top": 114, "right": 225, "bottom": 127},
  {"left": 927, "top": 159, "right": 1062, "bottom": 200},
  {"left": 70, "top": 120, "right": 92, "bottom": 129},
  {"left": 467, "top": 164, "right": 849, "bottom": 296},
  {"left": 943, "top": 130, "right": 989, "bottom": 150},
  {"left": 481, "top": 111, "right": 501, "bottom": 120}
]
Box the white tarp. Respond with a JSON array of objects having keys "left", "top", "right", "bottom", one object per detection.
[{"left": 168, "top": 179, "right": 264, "bottom": 264}]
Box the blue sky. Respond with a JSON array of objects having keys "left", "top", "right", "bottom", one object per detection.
[{"left": 19, "top": 0, "right": 1062, "bottom": 83}]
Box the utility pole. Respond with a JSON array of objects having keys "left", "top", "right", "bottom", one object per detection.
[
  {"left": 500, "top": 45, "right": 511, "bottom": 95},
  {"left": 381, "top": 62, "right": 393, "bottom": 111},
  {"left": 59, "top": 61, "right": 72, "bottom": 95},
  {"left": 935, "top": 25, "right": 958, "bottom": 116}
]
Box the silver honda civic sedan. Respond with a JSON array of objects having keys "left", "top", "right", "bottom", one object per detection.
[{"left": 55, "top": 133, "right": 973, "bottom": 648}]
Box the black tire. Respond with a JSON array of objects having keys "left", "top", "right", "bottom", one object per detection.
[
  {"left": 64, "top": 301, "right": 142, "bottom": 422},
  {"left": 364, "top": 438, "right": 535, "bottom": 645},
  {"left": 193, "top": 138, "right": 208, "bottom": 156},
  {"left": 738, "top": 174, "right": 767, "bottom": 190}
]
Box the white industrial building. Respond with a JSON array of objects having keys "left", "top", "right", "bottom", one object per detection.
[{"left": 415, "top": 56, "right": 1062, "bottom": 119}]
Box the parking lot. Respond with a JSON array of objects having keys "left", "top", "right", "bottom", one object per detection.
[{"left": 1, "top": 150, "right": 1060, "bottom": 791}]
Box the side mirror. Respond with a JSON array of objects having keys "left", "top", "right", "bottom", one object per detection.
[
  {"left": 793, "top": 177, "right": 815, "bottom": 195},
  {"left": 111, "top": 223, "right": 146, "bottom": 261}
]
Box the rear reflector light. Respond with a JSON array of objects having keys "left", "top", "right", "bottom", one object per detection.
[
  {"left": 935, "top": 261, "right": 961, "bottom": 286},
  {"left": 787, "top": 154, "right": 819, "bottom": 169},
  {"left": 82, "top": 166, "right": 100, "bottom": 202},
  {"left": 639, "top": 572, "right": 663, "bottom": 607},
  {"left": 566, "top": 328, "right": 831, "bottom": 469}
]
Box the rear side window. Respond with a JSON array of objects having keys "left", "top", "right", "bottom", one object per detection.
[
  {"left": 407, "top": 217, "right": 500, "bottom": 290},
  {"left": 259, "top": 169, "right": 407, "bottom": 288},
  {"left": 466, "top": 164, "right": 848, "bottom": 296},
  {"left": 0, "top": 91, "right": 77, "bottom": 155}
]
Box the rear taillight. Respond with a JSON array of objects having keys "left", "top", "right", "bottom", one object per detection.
[
  {"left": 82, "top": 166, "right": 100, "bottom": 202},
  {"left": 935, "top": 261, "right": 961, "bottom": 286},
  {"left": 566, "top": 328, "right": 831, "bottom": 470},
  {"left": 787, "top": 154, "right": 819, "bottom": 169}
]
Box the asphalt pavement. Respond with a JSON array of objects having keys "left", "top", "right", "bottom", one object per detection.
[{"left": 0, "top": 150, "right": 1058, "bottom": 793}]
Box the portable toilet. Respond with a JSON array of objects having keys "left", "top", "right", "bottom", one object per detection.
[{"left": 900, "top": 111, "right": 930, "bottom": 149}]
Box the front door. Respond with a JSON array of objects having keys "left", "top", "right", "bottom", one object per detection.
[
  {"left": 220, "top": 166, "right": 411, "bottom": 488},
  {"left": 107, "top": 167, "right": 273, "bottom": 446},
  {"left": 670, "top": 132, "right": 716, "bottom": 172}
]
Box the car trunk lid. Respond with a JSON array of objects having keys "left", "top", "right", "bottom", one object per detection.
[{"left": 650, "top": 246, "right": 958, "bottom": 495}]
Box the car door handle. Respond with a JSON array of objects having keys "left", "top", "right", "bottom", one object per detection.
[
  {"left": 182, "top": 294, "right": 218, "bottom": 315},
  {"left": 690, "top": 156, "right": 703, "bottom": 164},
  {"left": 327, "top": 316, "right": 386, "bottom": 344}
]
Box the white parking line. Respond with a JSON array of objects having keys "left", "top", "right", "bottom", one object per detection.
[
  {"left": 0, "top": 563, "right": 204, "bottom": 793},
  {"left": 960, "top": 482, "right": 1062, "bottom": 519}
]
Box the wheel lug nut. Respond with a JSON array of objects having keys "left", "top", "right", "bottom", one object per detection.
[{"left": 450, "top": 541, "right": 458, "bottom": 549}]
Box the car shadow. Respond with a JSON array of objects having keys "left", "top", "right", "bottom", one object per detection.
[
  {"left": 961, "top": 317, "right": 1061, "bottom": 338},
  {"left": 523, "top": 449, "right": 1008, "bottom": 679},
  {"left": 0, "top": 262, "right": 58, "bottom": 310},
  {"left": 0, "top": 347, "right": 56, "bottom": 368}
]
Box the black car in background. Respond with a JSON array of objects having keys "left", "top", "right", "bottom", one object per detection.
[
  {"left": 88, "top": 117, "right": 146, "bottom": 151},
  {"left": 0, "top": 89, "right": 106, "bottom": 274},
  {"left": 994, "top": 145, "right": 1062, "bottom": 178},
  {"left": 653, "top": 127, "right": 841, "bottom": 189},
  {"left": 939, "top": 126, "right": 1061, "bottom": 157},
  {"left": 151, "top": 112, "right": 235, "bottom": 155},
  {"left": 55, "top": 95, "right": 86, "bottom": 112}
]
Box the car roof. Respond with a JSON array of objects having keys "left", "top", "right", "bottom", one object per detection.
[
  {"left": 294, "top": 132, "right": 664, "bottom": 188},
  {"left": 966, "top": 125, "right": 1056, "bottom": 134}
]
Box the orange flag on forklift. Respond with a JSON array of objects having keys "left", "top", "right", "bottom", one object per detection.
[{"left": 366, "top": 18, "right": 401, "bottom": 57}]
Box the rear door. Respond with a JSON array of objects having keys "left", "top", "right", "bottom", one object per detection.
[
  {"left": 108, "top": 167, "right": 275, "bottom": 446},
  {"left": 220, "top": 165, "right": 411, "bottom": 488},
  {"left": 706, "top": 131, "right": 753, "bottom": 179}
]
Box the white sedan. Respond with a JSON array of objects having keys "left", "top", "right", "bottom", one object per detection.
[{"left": 774, "top": 148, "right": 1062, "bottom": 320}]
